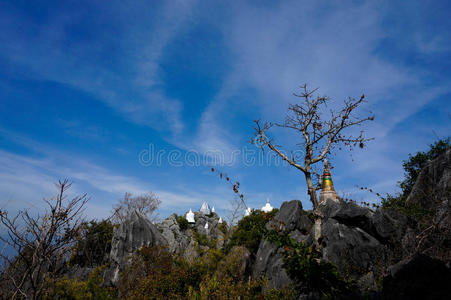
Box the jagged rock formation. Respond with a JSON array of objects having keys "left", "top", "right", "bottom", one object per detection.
[
  {"left": 407, "top": 148, "right": 451, "bottom": 209},
  {"left": 253, "top": 200, "right": 313, "bottom": 289},
  {"left": 107, "top": 211, "right": 167, "bottom": 285},
  {"left": 252, "top": 198, "right": 410, "bottom": 293},
  {"left": 250, "top": 149, "right": 451, "bottom": 297},
  {"left": 382, "top": 254, "right": 451, "bottom": 300},
  {"left": 406, "top": 148, "right": 451, "bottom": 261},
  {"left": 99, "top": 148, "right": 450, "bottom": 296},
  {"left": 215, "top": 246, "right": 251, "bottom": 282},
  {"left": 105, "top": 209, "right": 226, "bottom": 285},
  {"left": 157, "top": 211, "right": 225, "bottom": 260}
]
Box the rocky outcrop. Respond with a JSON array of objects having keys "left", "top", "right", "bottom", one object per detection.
[
  {"left": 215, "top": 246, "right": 251, "bottom": 281},
  {"left": 253, "top": 239, "right": 293, "bottom": 289},
  {"left": 382, "top": 254, "right": 451, "bottom": 300},
  {"left": 405, "top": 148, "right": 451, "bottom": 261},
  {"left": 158, "top": 214, "right": 194, "bottom": 256},
  {"left": 253, "top": 200, "right": 313, "bottom": 289},
  {"left": 321, "top": 217, "right": 384, "bottom": 276},
  {"left": 252, "top": 198, "right": 411, "bottom": 293},
  {"left": 107, "top": 211, "right": 167, "bottom": 285},
  {"left": 407, "top": 148, "right": 451, "bottom": 209},
  {"left": 157, "top": 211, "right": 225, "bottom": 260}
]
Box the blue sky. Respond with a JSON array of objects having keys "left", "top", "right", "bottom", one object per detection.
[{"left": 0, "top": 0, "right": 450, "bottom": 221}]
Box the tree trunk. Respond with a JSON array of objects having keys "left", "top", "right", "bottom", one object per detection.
[{"left": 305, "top": 172, "right": 319, "bottom": 209}]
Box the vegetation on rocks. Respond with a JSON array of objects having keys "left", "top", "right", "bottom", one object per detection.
[
  {"left": 227, "top": 209, "right": 278, "bottom": 255},
  {"left": 265, "top": 229, "right": 351, "bottom": 297},
  {"left": 0, "top": 139, "right": 449, "bottom": 299},
  {"left": 69, "top": 220, "right": 116, "bottom": 267}
]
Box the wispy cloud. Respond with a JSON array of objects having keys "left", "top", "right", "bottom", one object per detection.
[
  {"left": 0, "top": 1, "right": 198, "bottom": 136},
  {"left": 0, "top": 128, "right": 235, "bottom": 219}
]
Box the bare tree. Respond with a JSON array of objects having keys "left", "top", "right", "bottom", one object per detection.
[
  {"left": 111, "top": 192, "right": 161, "bottom": 223},
  {"left": 0, "top": 179, "right": 88, "bottom": 299},
  {"left": 253, "top": 85, "right": 374, "bottom": 209}
]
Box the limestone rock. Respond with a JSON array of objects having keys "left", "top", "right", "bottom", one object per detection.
[
  {"left": 158, "top": 214, "right": 191, "bottom": 255},
  {"left": 371, "top": 209, "right": 408, "bottom": 243},
  {"left": 156, "top": 211, "right": 225, "bottom": 260},
  {"left": 216, "top": 246, "right": 251, "bottom": 282},
  {"left": 266, "top": 200, "right": 312, "bottom": 234},
  {"left": 107, "top": 211, "right": 167, "bottom": 285},
  {"left": 253, "top": 239, "right": 292, "bottom": 289},
  {"left": 407, "top": 148, "right": 451, "bottom": 209},
  {"left": 321, "top": 218, "right": 384, "bottom": 276},
  {"left": 253, "top": 200, "right": 312, "bottom": 289},
  {"left": 382, "top": 254, "right": 451, "bottom": 300}
]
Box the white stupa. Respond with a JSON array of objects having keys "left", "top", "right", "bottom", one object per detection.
[
  {"left": 186, "top": 209, "right": 195, "bottom": 223},
  {"left": 245, "top": 207, "right": 252, "bottom": 216},
  {"left": 200, "top": 201, "right": 211, "bottom": 215},
  {"left": 204, "top": 222, "right": 209, "bottom": 229},
  {"left": 218, "top": 217, "right": 223, "bottom": 224},
  {"left": 261, "top": 198, "right": 274, "bottom": 213},
  {"left": 211, "top": 206, "right": 216, "bottom": 213}
]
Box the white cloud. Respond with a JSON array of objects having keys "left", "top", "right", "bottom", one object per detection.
[
  {"left": 0, "top": 1, "right": 198, "bottom": 136},
  {"left": 0, "top": 128, "right": 236, "bottom": 220}
]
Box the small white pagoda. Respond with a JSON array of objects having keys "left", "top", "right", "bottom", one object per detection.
[
  {"left": 245, "top": 207, "right": 252, "bottom": 216},
  {"left": 186, "top": 209, "right": 195, "bottom": 223},
  {"left": 200, "top": 201, "right": 211, "bottom": 215},
  {"left": 261, "top": 198, "right": 274, "bottom": 213}
]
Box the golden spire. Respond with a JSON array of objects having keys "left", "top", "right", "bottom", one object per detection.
[{"left": 322, "top": 159, "right": 335, "bottom": 192}]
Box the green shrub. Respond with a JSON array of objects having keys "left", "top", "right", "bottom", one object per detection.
[
  {"left": 68, "top": 220, "right": 116, "bottom": 267},
  {"left": 44, "top": 266, "right": 117, "bottom": 300},
  {"left": 192, "top": 229, "right": 216, "bottom": 248},
  {"left": 380, "top": 193, "right": 430, "bottom": 223},
  {"left": 399, "top": 138, "right": 449, "bottom": 196},
  {"left": 218, "top": 221, "right": 228, "bottom": 235},
  {"left": 264, "top": 229, "right": 351, "bottom": 297},
  {"left": 227, "top": 209, "right": 278, "bottom": 254},
  {"left": 175, "top": 215, "right": 189, "bottom": 231},
  {"left": 119, "top": 246, "right": 205, "bottom": 299}
]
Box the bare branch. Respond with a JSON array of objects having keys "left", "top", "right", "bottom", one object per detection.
[{"left": 252, "top": 85, "right": 374, "bottom": 209}]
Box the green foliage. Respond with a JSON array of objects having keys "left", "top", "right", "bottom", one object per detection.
[
  {"left": 175, "top": 215, "right": 189, "bottom": 231},
  {"left": 399, "top": 138, "right": 450, "bottom": 196},
  {"left": 227, "top": 209, "right": 278, "bottom": 254},
  {"left": 69, "top": 220, "right": 116, "bottom": 267},
  {"left": 378, "top": 139, "right": 449, "bottom": 221},
  {"left": 192, "top": 229, "right": 216, "bottom": 248},
  {"left": 380, "top": 193, "right": 430, "bottom": 222},
  {"left": 44, "top": 266, "right": 117, "bottom": 300},
  {"left": 119, "top": 246, "right": 205, "bottom": 299},
  {"left": 218, "top": 221, "right": 228, "bottom": 235},
  {"left": 265, "top": 230, "right": 351, "bottom": 297}
]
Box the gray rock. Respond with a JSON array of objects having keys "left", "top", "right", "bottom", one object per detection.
[
  {"left": 156, "top": 211, "right": 225, "bottom": 260},
  {"left": 216, "top": 246, "right": 251, "bottom": 281},
  {"left": 253, "top": 200, "right": 313, "bottom": 289},
  {"left": 317, "top": 198, "right": 344, "bottom": 219},
  {"left": 327, "top": 200, "right": 374, "bottom": 235},
  {"left": 266, "top": 200, "right": 312, "bottom": 234},
  {"left": 158, "top": 214, "right": 192, "bottom": 255},
  {"left": 383, "top": 254, "right": 451, "bottom": 300},
  {"left": 321, "top": 218, "right": 384, "bottom": 276},
  {"left": 407, "top": 148, "right": 451, "bottom": 209},
  {"left": 107, "top": 211, "right": 167, "bottom": 285},
  {"left": 252, "top": 239, "right": 292, "bottom": 289},
  {"left": 371, "top": 209, "right": 408, "bottom": 243}
]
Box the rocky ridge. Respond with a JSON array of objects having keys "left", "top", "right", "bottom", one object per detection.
[{"left": 101, "top": 149, "right": 451, "bottom": 298}]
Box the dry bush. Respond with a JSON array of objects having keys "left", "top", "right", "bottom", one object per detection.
[{"left": 111, "top": 192, "right": 161, "bottom": 223}]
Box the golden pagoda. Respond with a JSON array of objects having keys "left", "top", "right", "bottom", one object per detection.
[{"left": 319, "top": 159, "right": 339, "bottom": 203}]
